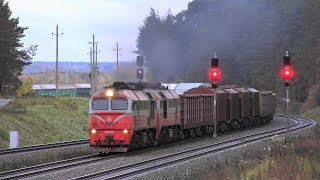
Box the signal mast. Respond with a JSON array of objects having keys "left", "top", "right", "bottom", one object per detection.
[
  {"left": 209, "top": 52, "right": 222, "bottom": 138},
  {"left": 136, "top": 56, "right": 144, "bottom": 87},
  {"left": 280, "top": 51, "right": 294, "bottom": 144}
]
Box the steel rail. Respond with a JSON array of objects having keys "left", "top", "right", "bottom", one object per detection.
[
  {"left": 74, "top": 116, "right": 314, "bottom": 179},
  {"left": 0, "top": 153, "right": 122, "bottom": 180},
  {"left": 0, "top": 139, "right": 89, "bottom": 156}
]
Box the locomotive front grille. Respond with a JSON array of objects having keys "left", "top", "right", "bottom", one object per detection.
[{"left": 105, "top": 136, "right": 114, "bottom": 143}]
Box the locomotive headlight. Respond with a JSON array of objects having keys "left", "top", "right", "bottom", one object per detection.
[
  {"left": 106, "top": 90, "right": 114, "bottom": 97},
  {"left": 91, "top": 129, "right": 96, "bottom": 134},
  {"left": 123, "top": 129, "right": 128, "bottom": 134}
]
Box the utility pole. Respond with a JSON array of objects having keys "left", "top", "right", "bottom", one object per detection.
[
  {"left": 89, "top": 34, "right": 98, "bottom": 94},
  {"left": 89, "top": 47, "right": 93, "bottom": 95},
  {"left": 52, "top": 25, "right": 63, "bottom": 98},
  {"left": 113, "top": 42, "right": 122, "bottom": 79}
]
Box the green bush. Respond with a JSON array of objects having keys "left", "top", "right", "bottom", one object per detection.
[{"left": 16, "top": 77, "right": 34, "bottom": 97}]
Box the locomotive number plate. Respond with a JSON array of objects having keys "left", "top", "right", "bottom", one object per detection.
[{"left": 105, "top": 130, "right": 115, "bottom": 134}]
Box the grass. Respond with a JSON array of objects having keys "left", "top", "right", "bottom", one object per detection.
[
  {"left": 239, "top": 136, "right": 320, "bottom": 179},
  {"left": 0, "top": 96, "right": 89, "bottom": 149},
  {"left": 302, "top": 106, "right": 320, "bottom": 122}
]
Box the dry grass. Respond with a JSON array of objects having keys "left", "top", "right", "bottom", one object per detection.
[
  {"left": 199, "top": 135, "right": 320, "bottom": 179},
  {"left": 198, "top": 105, "right": 320, "bottom": 179}
]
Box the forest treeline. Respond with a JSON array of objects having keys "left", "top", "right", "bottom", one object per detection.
[{"left": 136, "top": 0, "right": 320, "bottom": 108}]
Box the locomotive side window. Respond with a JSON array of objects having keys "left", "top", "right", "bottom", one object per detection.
[
  {"left": 111, "top": 99, "right": 128, "bottom": 110},
  {"left": 92, "top": 99, "right": 109, "bottom": 110},
  {"left": 163, "top": 100, "right": 167, "bottom": 118},
  {"left": 150, "top": 101, "right": 155, "bottom": 119}
]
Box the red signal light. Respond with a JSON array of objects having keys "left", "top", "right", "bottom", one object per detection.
[
  {"left": 281, "top": 65, "right": 294, "bottom": 80},
  {"left": 137, "top": 68, "right": 143, "bottom": 79},
  {"left": 209, "top": 68, "right": 221, "bottom": 81}
]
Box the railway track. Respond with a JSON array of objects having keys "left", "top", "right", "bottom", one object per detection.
[
  {"left": 0, "top": 153, "right": 123, "bottom": 180},
  {"left": 73, "top": 116, "right": 314, "bottom": 179},
  {"left": 0, "top": 139, "right": 89, "bottom": 156},
  {"left": 0, "top": 116, "right": 314, "bottom": 179}
]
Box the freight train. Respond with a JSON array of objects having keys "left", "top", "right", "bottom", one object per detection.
[{"left": 88, "top": 82, "right": 275, "bottom": 153}]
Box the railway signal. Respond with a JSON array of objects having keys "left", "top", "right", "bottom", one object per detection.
[
  {"left": 209, "top": 53, "right": 222, "bottom": 86},
  {"left": 280, "top": 51, "right": 294, "bottom": 144},
  {"left": 136, "top": 56, "right": 144, "bottom": 82},
  {"left": 136, "top": 68, "right": 144, "bottom": 79},
  {"left": 209, "top": 52, "right": 221, "bottom": 138}
]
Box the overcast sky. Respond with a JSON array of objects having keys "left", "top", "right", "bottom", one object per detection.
[{"left": 7, "top": 0, "right": 191, "bottom": 62}]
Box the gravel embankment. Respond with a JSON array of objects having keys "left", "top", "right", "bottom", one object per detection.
[{"left": 29, "top": 116, "right": 317, "bottom": 180}]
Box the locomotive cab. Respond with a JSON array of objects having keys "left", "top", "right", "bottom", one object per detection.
[{"left": 88, "top": 88, "right": 135, "bottom": 152}]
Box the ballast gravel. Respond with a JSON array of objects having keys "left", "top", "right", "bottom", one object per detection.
[
  {"left": 0, "top": 144, "right": 96, "bottom": 172},
  {"left": 28, "top": 116, "right": 317, "bottom": 180}
]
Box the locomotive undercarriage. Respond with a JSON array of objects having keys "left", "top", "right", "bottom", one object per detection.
[
  {"left": 128, "top": 128, "right": 156, "bottom": 151},
  {"left": 126, "top": 116, "right": 272, "bottom": 152}
]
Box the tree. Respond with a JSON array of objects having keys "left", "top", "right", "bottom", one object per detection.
[
  {"left": 0, "top": 0, "right": 37, "bottom": 96},
  {"left": 16, "top": 77, "right": 34, "bottom": 97}
]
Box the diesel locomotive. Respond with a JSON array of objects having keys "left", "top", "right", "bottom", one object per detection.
[{"left": 88, "top": 82, "right": 275, "bottom": 153}]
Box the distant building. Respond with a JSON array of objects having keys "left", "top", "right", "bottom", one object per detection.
[
  {"left": 32, "top": 82, "right": 212, "bottom": 97},
  {"left": 32, "top": 84, "right": 91, "bottom": 97}
]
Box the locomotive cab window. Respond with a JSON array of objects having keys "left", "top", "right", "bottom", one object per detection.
[
  {"left": 92, "top": 99, "right": 109, "bottom": 110},
  {"left": 111, "top": 99, "right": 128, "bottom": 110}
]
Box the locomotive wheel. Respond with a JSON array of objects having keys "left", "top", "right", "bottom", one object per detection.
[
  {"left": 204, "top": 126, "right": 211, "bottom": 135},
  {"left": 99, "top": 152, "right": 108, "bottom": 157},
  {"left": 189, "top": 129, "right": 196, "bottom": 138},
  {"left": 231, "top": 120, "right": 237, "bottom": 130},
  {"left": 173, "top": 128, "right": 179, "bottom": 141},
  {"left": 179, "top": 130, "right": 185, "bottom": 140},
  {"left": 253, "top": 118, "right": 259, "bottom": 126},
  {"left": 195, "top": 127, "right": 202, "bottom": 137}
]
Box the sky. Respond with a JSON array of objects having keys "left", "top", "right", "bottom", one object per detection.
[{"left": 7, "top": 0, "right": 192, "bottom": 62}]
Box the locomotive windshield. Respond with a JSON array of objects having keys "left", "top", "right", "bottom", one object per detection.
[
  {"left": 111, "top": 99, "right": 128, "bottom": 110},
  {"left": 92, "top": 99, "right": 109, "bottom": 110}
]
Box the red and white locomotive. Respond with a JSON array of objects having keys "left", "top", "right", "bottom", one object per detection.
[{"left": 88, "top": 82, "right": 275, "bottom": 153}]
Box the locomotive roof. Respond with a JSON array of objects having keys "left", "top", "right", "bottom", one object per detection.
[
  {"left": 108, "top": 82, "right": 167, "bottom": 90},
  {"left": 92, "top": 82, "right": 178, "bottom": 100}
]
